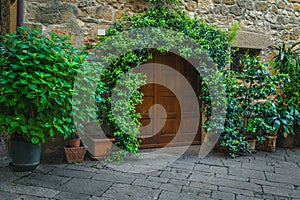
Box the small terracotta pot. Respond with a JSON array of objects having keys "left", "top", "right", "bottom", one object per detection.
[
  {"left": 247, "top": 139, "right": 257, "bottom": 151},
  {"left": 68, "top": 139, "right": 81, "bottom": 147},
  {"left": 262, "top": 135, "right": 277, "bottom": 152}
]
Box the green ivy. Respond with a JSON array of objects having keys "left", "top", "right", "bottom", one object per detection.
[
  {"left": 94, "top": 6, "right": 233, "bottom": 160},
  {"left": 108, "top": 7, "right": 232, "bottom": 68},
  {"left": 0, "top": 27, "right": 87, "bottom": 144}
]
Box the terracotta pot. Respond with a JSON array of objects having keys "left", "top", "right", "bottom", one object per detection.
[
  {"left": 68, "top": 138, "right": 81, "bottom": 147},
  {"left": 262, "top": 135, "right": 277, "bottom": 152},
  {"left": 282, "top": 134, "right": 295, "bottom": 148},
  {"left": 247, "top": 139, "right": 257, "bottom": 151},
  {"left": 87, "top": 137, "right": 115, "bottom": 159},
  {"left": 214, "top": 141, "right": 228, "bottom": 153},
  {"left": 64, "top": 146, "right": 87, "bottom": 164}
]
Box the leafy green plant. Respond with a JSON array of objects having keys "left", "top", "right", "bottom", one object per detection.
[
  {"left": 271, "top": 41, "right": 300, "bottom": 138},
  {"left": 93, "top": 51, "right": 149, "bottom": 160},
  {"left": 216, "top": 55, "right": 288, "bottom": 156},
  {"left": 0, "top": 27, "right": 87, "bottom": 144},
  {"left": 218, "top": 71, "right": 249, "bottom": 157},
  {"left": 264, "top": 101, "right": 295, "bottom": 138},
  {"left": 272, "top": 42, "right": 300, "bottom": 74},
  {"left": 237, "top": 55, "right": 278, "bottom": 140}
]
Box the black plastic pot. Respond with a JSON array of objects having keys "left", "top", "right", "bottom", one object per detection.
[{"left": 10, "top": 139, "right": 42, "bottom": 171}]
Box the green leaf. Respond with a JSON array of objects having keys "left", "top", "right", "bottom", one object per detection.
[
  {"left": 29, "top": 84, "right": 37, "bottom": 90},
  {"left": 49, "top": 128, "right": 55, "bottom": 137},
  {"left": 7, "top": 126, "right": 16, "bottom": 134},
  {"left": 0, "top": 96, "right": 7, "bottom": 103},
  {"left": 273, "top": 119, "right": 281, "bottom": 130},
  {"left": 20, "top": 126, "right": 28, "bottom": 133},
  {"left": 31, "top": 137, "right": 39, "bottom": 144},
  {"left": 10, "top": 121, "right": 19, "bottom": 127},
  {"left": 26, "top": 93, "right": 35, "bottom": 99}
]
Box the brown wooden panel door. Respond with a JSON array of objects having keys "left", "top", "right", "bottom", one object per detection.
[{"left": 136, "top": 51, "right": 201, "bottom": 148}]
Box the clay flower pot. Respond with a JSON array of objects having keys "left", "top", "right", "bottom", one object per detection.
[
  {"left": 247, "top": 139, "right": 257, "bottom": 151},
  {"left": 262, "top": 135, "right": 277, "bottom": 152},
  {"left": 68, "top": 138, "right": 81, "bottom": 147},
  {"left": 87, "top": 137, "right": 115, "bottom": 159}
]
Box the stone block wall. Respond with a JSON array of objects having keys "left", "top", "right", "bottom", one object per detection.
[
  {"left": 0, "top": 0, "right": 11, "bottom": 34},
  {"left": 20, "top": 0, "right": 300, "bottom": 48}
]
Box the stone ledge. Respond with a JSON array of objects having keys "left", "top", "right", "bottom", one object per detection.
[{"left": 232, "top": 31, "right": 272, "bottom": 49}]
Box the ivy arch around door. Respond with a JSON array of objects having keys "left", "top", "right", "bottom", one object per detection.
[{"left": 93, "top": 6, "right": 234, "bottom": 153}]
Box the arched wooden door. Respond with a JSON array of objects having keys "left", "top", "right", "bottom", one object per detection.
[{"left": 136, "top": 51, "right": 202, "bottom": 148}]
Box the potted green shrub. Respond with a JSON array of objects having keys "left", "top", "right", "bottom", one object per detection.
[
  {"left": 271, "top": 41, "right": 300, "bottom": 147},
  {"left": 63, "top": 122, "right": 87, "bottom": 164},
  {"left": 273, "top": 101, "right": 298, "bottom": 148},
  {"left": 243, "top": 117, "right": 265, "bottom": 151},
  {"left": 260, "top": 101, "right": 281, "bottom": 152},
  {"left": 0, "top": 27, "right": 86, "bottom": 170},
  {"left": 235, "top": 55, "right": 279, "bottom": 151},
  {"left": 260, "top": 98, "right": 294, "bottom": 151}
]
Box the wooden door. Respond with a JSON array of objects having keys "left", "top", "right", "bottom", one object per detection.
[{"left": 136, "top": 51, "right": 201, "bottom": 148}]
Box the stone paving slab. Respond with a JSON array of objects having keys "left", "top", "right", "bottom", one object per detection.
[
  {"left": 53, "top": 191, "right": 91, "bottom": 200},
  {"left": 15, "top": 173, "right": 71, "bottom": 189},
  {"left": 102, "top": 183, "right": 160, "bottom": 200},
  {"left": 0, "top": 147, "right": 300, "bottom": 199},
  {"left": 0, "top": 190, "right": 20, "bottom": 200},
  {"left": 59, "top": 178, "right": 112, "bottom": 196}
]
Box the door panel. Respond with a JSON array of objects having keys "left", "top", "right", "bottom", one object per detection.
[{"left": 137, "top": 51, "right": 201, "bottom": 148}]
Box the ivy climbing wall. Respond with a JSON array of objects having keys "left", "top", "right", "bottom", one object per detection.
[{"left": 15, "top": 0, "right": 300, "bottom": 48}]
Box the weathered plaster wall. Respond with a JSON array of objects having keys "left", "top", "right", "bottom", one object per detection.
[{"left": 21, "top": 0, "right": 300, "bottom": 48}]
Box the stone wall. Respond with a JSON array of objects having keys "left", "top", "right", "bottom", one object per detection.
[
  {"left": 20, "top": 0, "right": 300, "bottom": 48},
  {"left": 0, "top": 0, "right": 10, "bottom": 34}
]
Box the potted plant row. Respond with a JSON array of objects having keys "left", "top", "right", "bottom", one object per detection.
[
  {"left": 0, "top": 27, "right": 87, "bottom": 170},
  {"left": 271, "top": 41, "right": 300, "bottom": 148},
  {"left": 235, "top": 55, "right": 283, "bottom": 152}
]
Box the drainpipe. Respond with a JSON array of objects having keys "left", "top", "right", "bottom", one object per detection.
[{"left": 17, "top": 0, "right": 23, "bottom": 33}]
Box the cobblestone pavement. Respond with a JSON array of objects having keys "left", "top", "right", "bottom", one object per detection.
[{"left": 1, "top": 145, "right": 300, "bottom": 200}]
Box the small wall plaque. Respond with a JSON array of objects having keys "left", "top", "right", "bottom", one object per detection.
[{"left": 98, "top": 29, "right": 106, "bottom": 36}]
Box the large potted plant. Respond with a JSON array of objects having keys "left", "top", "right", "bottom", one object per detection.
[
  {"left": 235, "top": 55, "right": 279, "bottom": 151},
  {"left": 0, "top": 27, "right": 86, "bottom": 170},
  {"left": 261, "top": 101, "right": 281, "bottom": 152},
  {"left": 260, "top": 99, "right": 294, "bottom": 151},
  {"left": 271, "top": 42, "right": 300, "bottom": 147},
  {"left": 271, "top": 100, "right": 299, "bottom": 148}
]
